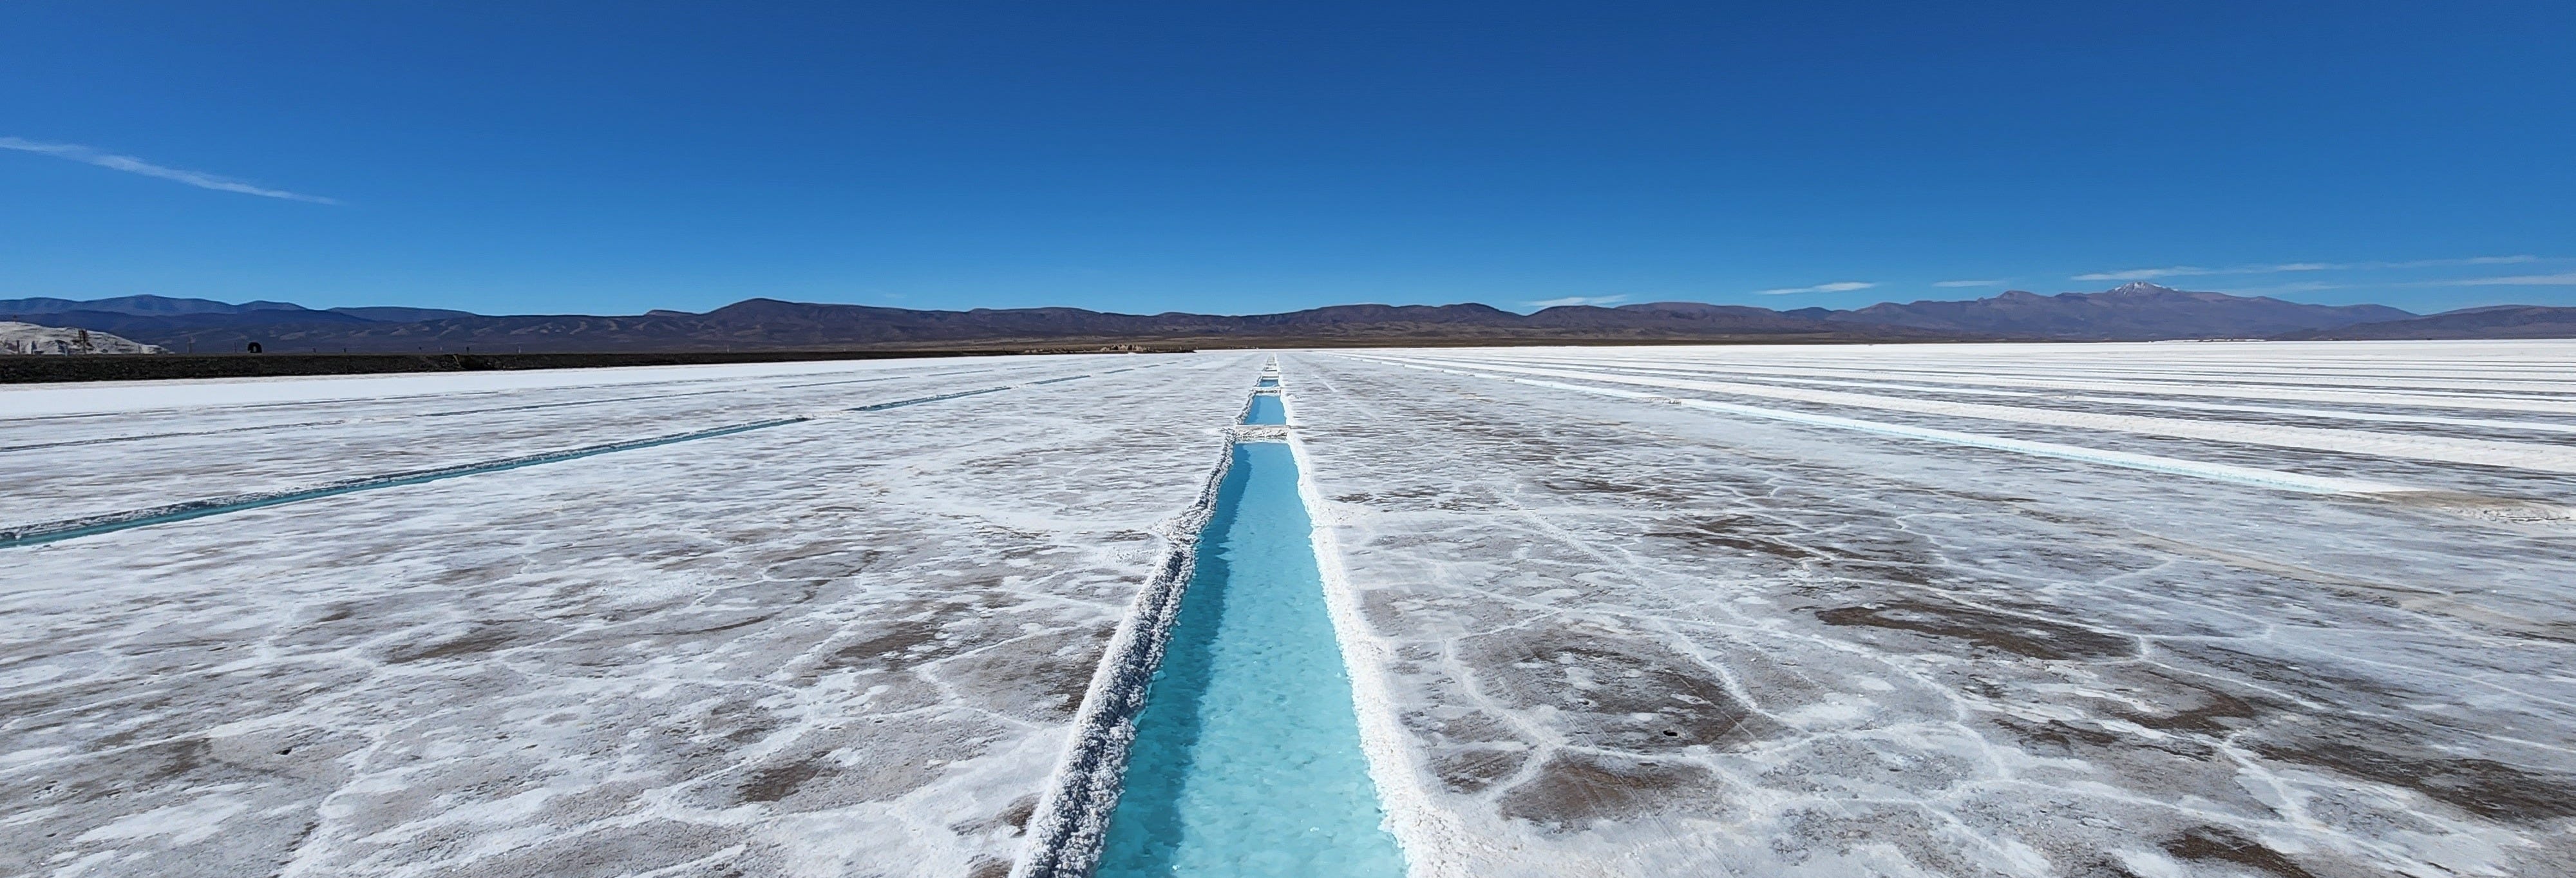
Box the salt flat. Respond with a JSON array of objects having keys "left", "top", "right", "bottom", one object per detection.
[
  {"left": 8, "top": 341, "right": 2573, "bottom": 878},
  {"left": 1287, "top": 341, "right": 2576, "bottom": 877},
  {"left": 0, "top": 357, "right": 1084, "bottom": 524},
  {"left": 1, "top": 352, "right": 1256, "bottom": 877}
]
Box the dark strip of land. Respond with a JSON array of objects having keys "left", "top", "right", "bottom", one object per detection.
[{"left": 0, "top": 347, "right": 1193, "bottom": 385}]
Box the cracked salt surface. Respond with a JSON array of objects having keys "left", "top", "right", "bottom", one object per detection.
[
  {"left": 1289, "top": 343, "right": 2576, "bottom": 877},
  {"left": 12, "top": 341, "right": 2576, "bottom": 877},
  {"left": 0, "top": 358, "right": 1088, "bottom": 526},
  {"left": 1, "top": 353, "right": 1258, "bottom": 877}
]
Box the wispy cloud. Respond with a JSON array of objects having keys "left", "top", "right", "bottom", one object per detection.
[
  {"left": 1931, "top": 279, "right": 2005, "bottom": 288},
  {"left": 2400, "top": 255, "right": 2538, "bottom": 268},
  {"left": 2211, "top": 281, "right": 2347, "bottom": 295},
  {"left": 2277, "top": 256, "right": 2537, "bottom": 271},
  {"left": 0, "top": 137, "right": 338, "bottom": 204},
  {"left": 2073, "top": 266, "right": 2213, "bottom": 282},
  {"left": 2073, "top": 255, "right": 2537, "bottom": 282},
  {"left": 2437, "top": 272, "right": 2576, "bottom": 286},
  {"left": 1525, "top": 294, "right": 1629, "bottom": 307},
  {"left": 1756, "top": 281, "right": 1875, "bottom": 296}
]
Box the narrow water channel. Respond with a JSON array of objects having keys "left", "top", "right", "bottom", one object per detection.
[
  {"left": 1241, "top": 394, "right": 1287, "bottom": 425},
  {"left": 1092, "top": 439, "right": 1407, "bottom": 877}
]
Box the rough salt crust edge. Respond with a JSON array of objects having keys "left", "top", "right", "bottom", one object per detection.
[
  {"left": 1012, "top": 426, "right": 1240, "bottom": 878},
  {"left": 1291, "top": 425, "right": 1491, "bottom": 878}
]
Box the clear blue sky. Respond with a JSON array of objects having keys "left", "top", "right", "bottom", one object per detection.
[{"left": 3, "top": 1, "right": 2570, "bottom": 316}]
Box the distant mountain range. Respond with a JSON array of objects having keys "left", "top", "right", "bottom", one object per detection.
[
  {"left": 2273, "top": 305, "right": 2576, "bottom": 341},
  {"left": 1, "top": 283, "right": 2562, "bottom": 354},
  {"left": 1786, "top": 285, "right": 2416, "bottom": 339}
]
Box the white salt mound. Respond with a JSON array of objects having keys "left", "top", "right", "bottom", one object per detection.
[{"left": 0, "top": 321, "right": 164, "bottom": 354}]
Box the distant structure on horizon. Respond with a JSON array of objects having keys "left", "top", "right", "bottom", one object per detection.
[{"left": 0, "top": 321, "right": 164, "bottom": 355}]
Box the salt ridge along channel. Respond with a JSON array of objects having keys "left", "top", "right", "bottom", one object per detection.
[{"left": 1088, "top": 368, "right": 1408, "bottom": 877}]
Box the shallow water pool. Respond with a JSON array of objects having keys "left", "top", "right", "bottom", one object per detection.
[
  {"left": 1094, "top": 441, "right": 1406, "bottom": 878},
  {"left": 1242, "top": 395, "right": 1287, "bottom": 425}
]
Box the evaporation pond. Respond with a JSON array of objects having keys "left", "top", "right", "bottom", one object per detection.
[
  {"left": 1095, "top": 441, "right": 1406, "bottom": 877},
  {"left": 1242, "top": 394, "right": 1287, "bottom": 425}
]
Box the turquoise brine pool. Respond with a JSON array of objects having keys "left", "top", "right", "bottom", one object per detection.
[
  {"left": 1242, "top": 395, "right": 1287, "bottom": 425},
  {"left": 1093, "top": 441, "right": 1407, "bottom": 878}
]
